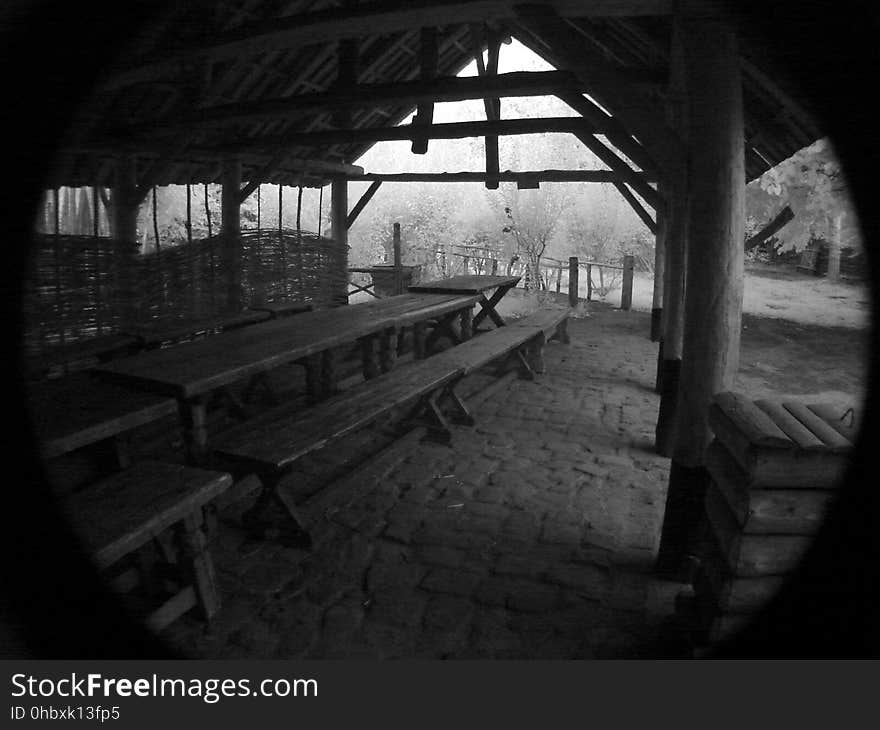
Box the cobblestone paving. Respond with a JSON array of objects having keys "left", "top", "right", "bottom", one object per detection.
[{"left": 162, "top": 308, "right": 684, "bottom": 658}]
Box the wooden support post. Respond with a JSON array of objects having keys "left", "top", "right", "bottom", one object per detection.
[
  {"left": 568, "top": 256, "right": 579, "bottom": 307},
  {"left": 331, "top": 175, "right": 349, "bottom": 306},
  {"left": 392, "top": 222, "right": 402, "bottom": 294},
  {"left": 111, "top": 155, "right": 141, "bottom": 329},
  {"left": 651, "top": 197, "right": 667, "bottom": 342},
  {"left": 586, "top": 263, "right": 593, "bottom": 301},
  {"left": 221, "top": 157, "right": 243, "bottom": 312},
  {"left": 411, "top": 27, "right": 438, "bottom": 154},
  {"left": 556, "top": 266, "right": 562, "bottom": 293},
  {"left": 655, "top": 22, "right": 689, "bottom": 459},
  {"left": 657, "top": 13, "right": 745, "bottom": 578},
  {"left": 620, "top": 255, "right": 634, "bottom": 310},
  {"left": 491, "top": 259, "right": 498, "bottom": 275}
]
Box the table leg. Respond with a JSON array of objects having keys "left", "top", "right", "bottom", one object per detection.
[
  {"left": 321, "top": 349, "right": 337, "bottom": 395},
  {"left": 304, "top": 353, "right": 323, "bottom": 403},
  {"left": 460, "top": 307, "right": 473, "bottom": 340},
  {"left": 473, "top": 283, "right": 515, "bottom": 329},
  {"left": 413, "top": 322, "right": 428, "bottom": 359},
  {"left": 361, "top": 335, "right": 380, "bottom": 380},
  {"left": 179, "top": 397, "right": 208, "bottom": 464},
  {"left": 379, "top": 327, "right": 398, "bottom": 372}
]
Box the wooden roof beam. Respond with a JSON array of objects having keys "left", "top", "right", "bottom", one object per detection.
[
  {"left": 512, "top": 8, "right": 684, "bottom": 179},
  {"left": 346, "top": 169, "right": 656, "bottom": 183},
  {"left": 127, "top": 70, "right": 585, "bottom": 135},
  {"left": 221, "top": 116, "right": 603, "bottom": 151},
  {"left": 98, "top": 0, "right": 674, "bottom": 91},
  {"left": 613, "top": 181, "right": 657, "bottom": 233}
]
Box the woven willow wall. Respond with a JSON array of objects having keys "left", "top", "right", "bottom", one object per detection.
[{"left": 22, "top": 229, "right": 346, "bottom": 359}]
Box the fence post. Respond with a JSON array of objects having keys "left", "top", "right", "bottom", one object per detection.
[
  {"left": 586, "top": 263, "right": 593, "bottom": 301},
  {"left": 491, "top": 258, "right": 498, "bottom": 275},
  {"left": 392, "top": 222, "right": 402, "bottom": 294},
  {"left": 621, "top": 254, "right": 634, "bottom": 310},
  {"left": 568, "top": 256, "right": 579, "bottom": 307},
  {"left": 463, "top": 255, "right": 470, "bottom": 275},
  {"left": 556, "top": 266, "right": 562, "bottom": 293}
]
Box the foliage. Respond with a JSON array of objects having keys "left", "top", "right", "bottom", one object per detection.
[{"left": 747, "top": 138, "right": 860, "bottom": 255}]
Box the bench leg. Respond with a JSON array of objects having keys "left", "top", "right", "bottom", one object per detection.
[
  {"left": 515, "top": 349, "right": 537, "bottom": 380},
  {"left": 242, "top": 474, "right": 312, "bottom": 549},
  {"left": 446, "top": 385, "right": 476, "bottom": 426},
  {"left": 176, "top": 511, "right": 220, "bottom": 622},
  {"left": 554, "top": 318, "right": 571, "bottom": 344},
  {"left": 423, "top": 392, "right": 454, "bottom": 445},
  {"left": 526, "top": 338, "right": 546, "bottom": 374}
]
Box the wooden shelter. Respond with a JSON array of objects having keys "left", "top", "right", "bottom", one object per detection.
[{"left": 25, "top": 1, "right": 829, "bottom": 583}]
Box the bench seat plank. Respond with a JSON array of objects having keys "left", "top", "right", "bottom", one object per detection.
[
  {"left": 28, "top": 374, "right": 178, "bottom": 459},
  {"left": 63, "top": 461, "right": 232, "bottom": 569}
]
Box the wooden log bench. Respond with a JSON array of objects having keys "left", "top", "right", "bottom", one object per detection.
[
  {"left": 62, "top": 460, "right": 232, "bottom": 632},
  {"left": 212, "top": 308, "right": 570, "bottom": 544},
  {"left": 26, "top": 333, "right": 144, "bottom": 378},
  {"left": 133, "top": 310, "right": 272, "bottom": 350}
]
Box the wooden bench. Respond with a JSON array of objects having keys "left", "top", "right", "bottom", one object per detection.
[
  {"left": 62, "top": 460, "right": 232, "bottom": 632},
  {"left": 213, "top": 308, "right": 570, "bottom": 542},
  {"left": 28, "top": 373, "right": 179, "bottom": 464}
]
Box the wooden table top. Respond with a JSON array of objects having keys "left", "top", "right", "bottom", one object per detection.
[
  {"left": 91, "top": 293, "right": 480, "bottom": 400},
  {"left": 26, "top": 373, "right": 178, "bottom": 459},
  {"left": 408, "top": 274, "right": 521, "bottom": 295}
]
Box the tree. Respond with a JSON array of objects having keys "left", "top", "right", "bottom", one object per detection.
[{"left": 748, "top": 137, "right": 860, "bottom": 279}]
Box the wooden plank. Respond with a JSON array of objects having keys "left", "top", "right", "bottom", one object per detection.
[
  {"left": 214, "top": 356, "right": 463, "bottom": 471},
  {"left": 695, "top": 534, "right": 786, "bottom": 614},
  {"left": 807, "top": 403, "right": 860, "bottom": 444},
  {"left": 753, "top": 399, "right": 826, "bottom": 451},
  {"left": 136, "top": 71, "right": 586, "bottom": 134},
  {"left": 62, "top": 461, "right": 232, "bottom": 570},
  {"left": 784, "top": 401, "right": 854, "bottom": 452},
  {"left": 346, "top": 170, "right": 650, "bottom": 184},
  {"left": 706, "top": 440, "right": 837, "bottom": 534},
  {"left": 704, "top": 481, "right": 813, "bottom": 577},
  {"left": 409, "top": 274, "right": 520, "bottom": 294},
  {"left": 710, "top": 394, "right": 851, "bottom": 488},
  {"left": 507, "top": 308, "right": 570, "bottom": 338},
  {"left": 28, "top": 374, "right": 178, "bottom": 459},
  {"left": 710, "top": 391, "right": 793, "bottom": 450}
]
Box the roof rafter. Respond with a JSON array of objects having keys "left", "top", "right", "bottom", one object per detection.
[{"left": 98, "top": 0, "right": 674, "bottom": 91}]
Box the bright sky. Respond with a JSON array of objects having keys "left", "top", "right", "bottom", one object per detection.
[{"left": 355, "top": 39, "right": 588, "bottom": 174}]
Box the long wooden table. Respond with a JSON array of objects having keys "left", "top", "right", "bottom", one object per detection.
[
  {"left": 92, "top": 293, "right": 479, "bottom": 458},
  {"left": 408, "top": 274, "right": 521, "bottom": 329}
]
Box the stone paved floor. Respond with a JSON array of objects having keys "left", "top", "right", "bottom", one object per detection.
[{"left": 161, "top": 307, "right": 688, "bottom": 658}]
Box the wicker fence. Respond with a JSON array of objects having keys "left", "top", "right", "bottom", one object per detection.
[{"left": 22, "top": 229, "right": 346, "bottom": 360}]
